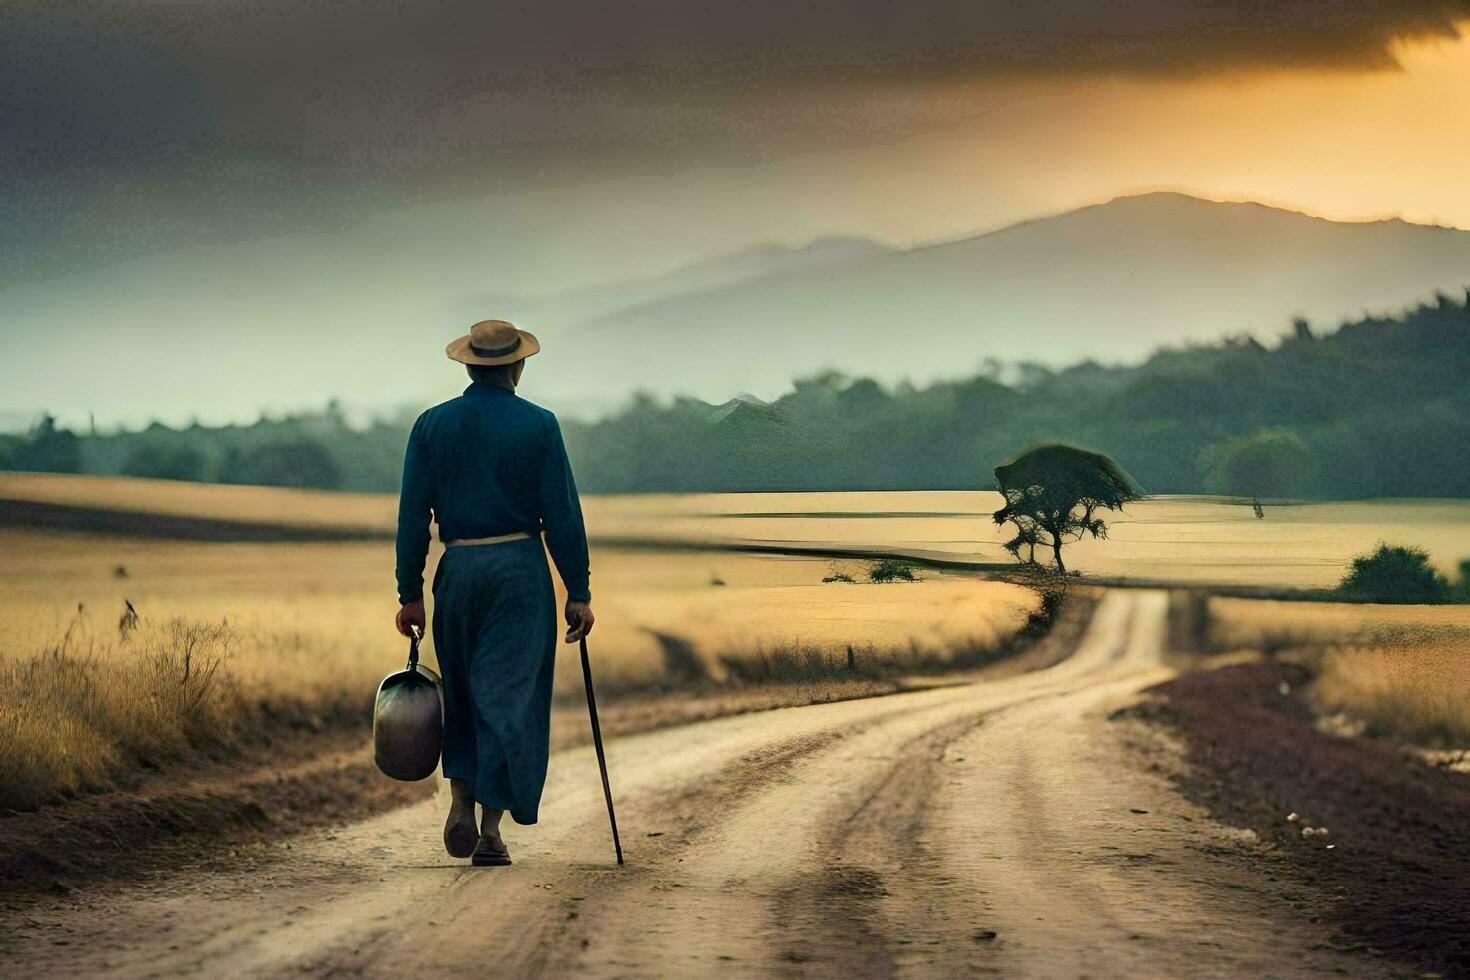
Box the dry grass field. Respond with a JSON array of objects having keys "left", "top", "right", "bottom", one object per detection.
[
  {"left": 0, "top": 525, "right": 1034, "bottom": 811},
  {"left": 0, "top": 471, "right": 394, "bottom": 532},
  {"left": 1208, "top": 596, "right": 1470, "bottom": 650},
  {"left": 589, "top": 492, "right": 1470, "bottom": 589},
  {"left": 3, "top": 473, "right": 1467, "bottom": 811},
  {"left": 8, "top": 473, "right": 1469, "bottom": 588},
  {"left": 1314, "top": 642, "right": 1470, "bottom": 746},
  {"left": 1207, "top": 597, "right": 1470, "bottom": 747}
]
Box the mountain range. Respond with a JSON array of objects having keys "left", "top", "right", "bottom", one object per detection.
[{"left": 518, "top": 192, "right": 1470, "bottom": 415}]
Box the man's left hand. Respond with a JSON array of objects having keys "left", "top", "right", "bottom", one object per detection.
[
  {"left": 396, "top": 599, "right": 426, "bottom": 637},
  {"left": 564, "top": 600, "right": 594, "bottom": 644}
]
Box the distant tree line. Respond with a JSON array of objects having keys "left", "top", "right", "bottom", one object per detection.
[
  {"left": 0, "top": 400, "right": 413, "bottom": 493},
  {"left": 2, "top": 293, "right": 1467, "bottom": 498},
  {"left": 561, "top": 292, "right": 1470, "bottom": 497}
]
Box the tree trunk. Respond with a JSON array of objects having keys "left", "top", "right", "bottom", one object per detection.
[{"left": 1052, "top": 537, "right": 1066, "bottom": 574}]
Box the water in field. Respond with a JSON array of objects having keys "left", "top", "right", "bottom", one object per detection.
[{"left": 585, "top": 492, "right": 1470, "bottom": 589}]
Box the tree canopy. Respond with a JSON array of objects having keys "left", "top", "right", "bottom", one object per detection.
[
  {"left": 991, "top": 444, "right": 1144, "bottom": 572},
  {"left": 1199, "top": 428, "right": 1315, "bottom": 500}
]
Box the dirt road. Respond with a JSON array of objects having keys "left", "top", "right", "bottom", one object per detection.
[{"left": 2, "top": 591, "right": 1374, "bottom": 977}]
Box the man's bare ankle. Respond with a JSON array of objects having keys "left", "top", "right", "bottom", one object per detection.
[{"left": 449, "top": 778, "right": 476, "bottom": 808}]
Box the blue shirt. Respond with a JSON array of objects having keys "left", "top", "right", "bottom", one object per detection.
[{"left": 395, "top": 380, "right": 591, "bottom": 605}]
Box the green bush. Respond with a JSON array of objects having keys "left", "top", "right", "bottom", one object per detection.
[
  {"left": 868, "top": 558, "right": 918, "bottom": 583},
  {"left": 1338, "top": 543, "right": 1450, "bottom": 604}
]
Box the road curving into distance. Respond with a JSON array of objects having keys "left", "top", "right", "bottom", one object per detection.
[{"left": 1, "top": 591, "right": 1376, "bottom": 977}]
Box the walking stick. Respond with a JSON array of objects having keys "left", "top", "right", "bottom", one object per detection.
[{"left": 580, "top": 635, "right": 624, "bottom": 865}]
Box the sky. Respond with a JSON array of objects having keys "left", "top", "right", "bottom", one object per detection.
[{"left": 4, "top": 1, "right": 1470, "bottom": 429}]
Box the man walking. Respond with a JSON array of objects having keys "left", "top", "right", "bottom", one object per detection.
[{"left": 394, "top": 319, "right": 594, "bottom": 867}]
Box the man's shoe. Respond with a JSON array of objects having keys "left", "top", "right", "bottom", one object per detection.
[
  {"left": 444, "top": 807, "right": 478, "bottom": 859},
  {"left": 471, "top": 836, "right": 512, "bottom": 867}
]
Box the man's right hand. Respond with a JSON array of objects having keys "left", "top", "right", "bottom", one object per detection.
[
  {"left": 396, "top": 599, "right": 426, "bottom": 638},
  {"left": 564, "top": 600, "right": 595, "bottom": 644}
]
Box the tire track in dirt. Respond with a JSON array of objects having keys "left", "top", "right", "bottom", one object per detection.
[
  {"left": 767, "top": 714, "right": 983, "bottom": 976},
  {"left": 902, "top": 593, "right": 1384, "bottom": 978},
  {"left": 753, "top": 592, "right": 1157, "bottom": 977},
  {"left": 511, "top": 592, "right": 1164, "bottom": 977},
  {"left": 321, "top": 729, "right": 855, "bottom": 978},
  {"left": 7, "top": 680, "right": 1011, "bottom": 976},
  {"left": 432, "top": 693, "right": 1059, "bottom": 977}
]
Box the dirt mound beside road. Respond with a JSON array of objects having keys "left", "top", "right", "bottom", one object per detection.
[{"left": 1153, "top": 662, "right": 1470, "bottom": 977}]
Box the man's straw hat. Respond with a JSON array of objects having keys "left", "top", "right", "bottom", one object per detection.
[{"left": 446, "top": 319, "right": 541, "bottom": 366}]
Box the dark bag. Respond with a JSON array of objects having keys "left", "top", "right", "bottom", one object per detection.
[{"left": 373, "top": 629, "right": 443, "bottom": 781}]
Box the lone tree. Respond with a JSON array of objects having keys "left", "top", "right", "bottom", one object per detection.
[
  {"left": 1199, "top": 428, "right": 1315, "bottom": 514},
  {"left": 992, "top": 444, "right": 1144, "bottom": 574}
]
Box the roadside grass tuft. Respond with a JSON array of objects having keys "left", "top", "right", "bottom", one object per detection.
[
  {"left": 719, "top": 641, "right": 889, "bottom": 685},
  {"left": 0, "top": 617, "right": 240, "bottom": 812},
  {"left": 1315, "top": 640, "right": 1470, "bottom": 747},
  {"left": 1195, "top": 596, "right": 1470, "bottom": 748}
]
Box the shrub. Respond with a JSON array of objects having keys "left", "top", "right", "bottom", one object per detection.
[
  {"left": 867, "top": 558, "right": 918, "bottom": 583},
  {"left": 1338, "top": 543, "right": 1449, "bottom": 604}
]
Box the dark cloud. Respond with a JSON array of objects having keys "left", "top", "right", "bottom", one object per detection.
[{"left": 3, "top": 1, "right": 1467, "bottom": 278}]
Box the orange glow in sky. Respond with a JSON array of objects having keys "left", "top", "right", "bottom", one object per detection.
[{"left": 921, "top": 27, "right": 1470, "bottom": 235}]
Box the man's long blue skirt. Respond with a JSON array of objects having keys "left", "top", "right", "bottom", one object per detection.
[{"left": 431, "top": 538, "right": 557, "bottom": 825}]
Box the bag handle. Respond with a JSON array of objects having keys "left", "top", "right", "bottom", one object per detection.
[{"left": 407, "top": 624, "right": 422, "bottom": 672}]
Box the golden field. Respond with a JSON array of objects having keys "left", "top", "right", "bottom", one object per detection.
[
  {"left": 0, "top": 524, "right": 1034, "bottom": 810},
  {"left": 0, "top": 531, "right": 1033, "bottom": 699},
  {"left": 1314, "top": 642, "right": 1470, "bottom": 746},
  {"left": 8, "top": 472, "right": 1470, "bottom": 589},
  {"left": 1207, "top": 596, "right": 1470, "bottom": 650},
  {"left": 3, "top": 473, "right": 1469, "bottom": 808},
  {"left": 1206, "top": 597, "right": 1470, "bottom": 747},
  {"left": 0, "top": 471, "right": 395, "bottom": 533}
]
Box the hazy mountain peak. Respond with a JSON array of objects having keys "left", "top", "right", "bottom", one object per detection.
[
  {"left": 469, "top": 234, "right": 893, "bottom": 335},
  {"left": 1090, "top": 190, "right": 1444, "bottom": 231},
  {"left": 546, "top": 192, "right": 1470, "bottom": 409},
  {"left": 661, "top": 235, "right": 891, "bottom": 289}
]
